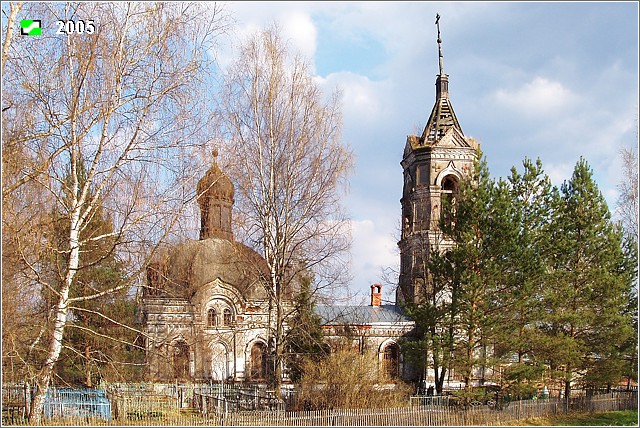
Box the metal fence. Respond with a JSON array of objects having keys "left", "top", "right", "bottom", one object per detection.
[
  {"left": 194, "top": 385, "right": 285, "bottom": 415},
  {"left": 1, "top": 385, "right": 112, "bottom": 424},
  {"left": 203, "top": 392, "right": 636, "bottom": 426},
  {"left": 43, "top": 388, "right": 112, "bottom": 421},
  {"left": 1, "top": 383, "right": 30, "bottom": 424},
  {"left": 214, "top": 392, "right": 638, "bottom": 426}
]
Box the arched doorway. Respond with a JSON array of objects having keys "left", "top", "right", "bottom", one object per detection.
[
  {"left": 210, "top": 343, "right": 228, "bottom": 381},
  {"left": 382, "top": 342, "right": 401, "bottom": 379},
  {"left": 249, "top": 342, "right": 268, "bottom": 381},
  {"left": 172, "top": 340, "right": 190, "bottom": 380}
]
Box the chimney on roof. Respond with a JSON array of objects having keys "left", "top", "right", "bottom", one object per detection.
[{"left": 371, "top": 284, "right": 382, "bottom": 307}]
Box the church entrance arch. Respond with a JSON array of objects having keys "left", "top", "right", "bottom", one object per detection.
[
  {"left": 381, "top": 342, "right": 401, "bottom": 379},
  {"left": 210, "top": 342, "right": 229, "bottom": 381},
  {"left": 172, "top": 340, "right": 190, "bottom": 380},
  {"left": 249, "top": 341, "right": 268, "bottom": 381}
]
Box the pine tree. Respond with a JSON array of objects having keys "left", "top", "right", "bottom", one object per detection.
[
  {"left": 440, "top": 155, "right": 500, "bottom": 397},
  {"left": 541, "top": 158, "right": 635, "bottom": 402},
  {"left": 617, "top": 235, "right": 638, "bottom": 390},
  {"left": 490, "top": 159, "right": 553, "bottom": 397},
  {"left": 284, "top": 274, "right": 329, "bottom": 383}
]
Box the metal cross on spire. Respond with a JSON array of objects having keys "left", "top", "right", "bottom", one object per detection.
[{"left": 436, "top": 13, "right": 445, "bottom": 76}]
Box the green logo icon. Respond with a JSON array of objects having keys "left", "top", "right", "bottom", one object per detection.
[{"left": 20, "top": 20, "right": 41, "bottom": 36}]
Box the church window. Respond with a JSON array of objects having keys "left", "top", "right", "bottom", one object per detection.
[
  {"left": 441, "top": 175, "right": 459, "bottom": 229},
  {"left": 221, "top": 206, "right": 231, "bottom": 233},
  {"left": 200, "top": 197, "right": 210, "bottom": 239},
  {"left": 223, "top": 308, "right": 233, "bottom": 326},
  {"left": 207, "top": 308, "right": 217, "bottom": 327},
  {"left": 403, "top": 173, "right": 413, "bottom": 197},
  {"left": 212, "top": 204, "right": 221, "bottom": 231},
  {"left": 382, "top": 342, "right": 400, "bottom": 379}
]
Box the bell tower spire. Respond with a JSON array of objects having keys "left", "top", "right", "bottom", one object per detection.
[
  {"left": 420, "top": 14, "right": 462, "bottom": 146},
  {"left": 396, "top": 14, "right": 479, "bottom": 305},
  {"left": 436, "top": 13, "right": 445, "bottom": 77}
]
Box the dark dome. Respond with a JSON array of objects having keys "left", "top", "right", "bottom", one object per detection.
[{"left": 160, "top": 238, "right": 268, "bottom": 300}]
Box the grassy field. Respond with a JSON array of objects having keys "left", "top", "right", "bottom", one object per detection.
[{"left": 523, "top": 409, "right": 638, "bottom": 426}]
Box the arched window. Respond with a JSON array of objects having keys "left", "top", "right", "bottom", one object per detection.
[
  {"left": 441, "top": 175, "right": 459, "bottom": 229},
  {"left": 382, "top": 343, "right": 400, "bottom": 379},
  {"left": 172, "top": 340, "right": 190, "bottom": 380},
  {"left": 223, "top": 308, "right": 233, "bottom": 326},
  {"left": 250, "top": 342, "right": 268, "bottom": 380},
  {"left": 207, "top": 308, "right": 217, "bottom": 327}
]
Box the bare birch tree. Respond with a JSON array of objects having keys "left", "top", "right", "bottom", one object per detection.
[
  {"left": 617, "top": 144, "right": 638, "bottom": 243},
  {"left": 1, "top": 1, "right": 229, "bottom": 421},
  {"left": 218, "top": 25, "right": 353, "bottom": 393}
]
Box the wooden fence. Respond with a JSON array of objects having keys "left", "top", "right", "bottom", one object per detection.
[
  {"left": 2, "top": 389, "right": 636, "bottom": 426},
  {"left": 209, "top": 392, "right": 638, "bottom": 426}
]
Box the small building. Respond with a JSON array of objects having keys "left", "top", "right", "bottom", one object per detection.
[{"left": 316, "top": 284, "right": 418, "bottom": 381}]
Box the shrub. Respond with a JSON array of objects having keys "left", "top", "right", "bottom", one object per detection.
[{"left": 297, "top": 347, "right": 412, "bottom": 410}]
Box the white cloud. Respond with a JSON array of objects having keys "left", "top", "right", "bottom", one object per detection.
[
  {"left": 279, "top": 11, "right": 317, "bottom": 61},
  {"left": 217, "top": 3, "right": 318, "bottom": 69},
  {"left": 318, "top": 72, "right": 395, "bottom": 132},
  {"left": 349, "top": 219, "right": 398, "bottom": 293},
  {"left": 493, "top": 77, "right": 578, "bottom": 117},
  {"left": 544, "top": 162, "right": 573, "bottom": 188}
]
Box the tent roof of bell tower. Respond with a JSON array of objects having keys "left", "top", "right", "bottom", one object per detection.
[{"left": 413, "top": 14, "right": 466, "bottom": 150}]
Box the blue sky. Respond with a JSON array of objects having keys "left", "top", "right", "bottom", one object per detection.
[
  {"left": 219, "top": 1, "right": 639, "bottom": 304},
  {"left": 6, "top": 1, "right": 634, "bottom": 304}
]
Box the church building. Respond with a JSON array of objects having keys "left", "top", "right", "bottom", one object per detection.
[
  {"left": 140, "top": 16, "right": 479, "bottom": 389},
  {"left": 140, "top": 156, "right": 416, "bottom": 384},
  {"left": 141, "top": 155, "right": 278, "bottom": 383}
]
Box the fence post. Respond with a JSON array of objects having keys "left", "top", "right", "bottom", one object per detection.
[
  {"left": 24, "top": 382, "right": 31, "bottom": 419},
  {"left": 219, "top": 402, "right": 225, "bottom": 427}
]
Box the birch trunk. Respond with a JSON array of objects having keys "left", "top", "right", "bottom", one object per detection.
[
  {"left": 30, "top": 207, "right": 81, "bottom": 422},
  {"left": 1, "top": 2, "right": 21, "bottom": 77}
]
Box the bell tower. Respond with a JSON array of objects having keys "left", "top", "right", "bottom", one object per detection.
[{"left": 396, "top": 14, "right": 480, "bottom": 304}]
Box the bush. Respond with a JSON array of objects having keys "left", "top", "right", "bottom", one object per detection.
[{"left": 297, "top": 347, "right": 412, "bottom": 410}]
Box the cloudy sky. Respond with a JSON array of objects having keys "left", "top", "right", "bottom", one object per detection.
[{"left": 217, "top": 1, "right": 639, "bottom": 304}]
